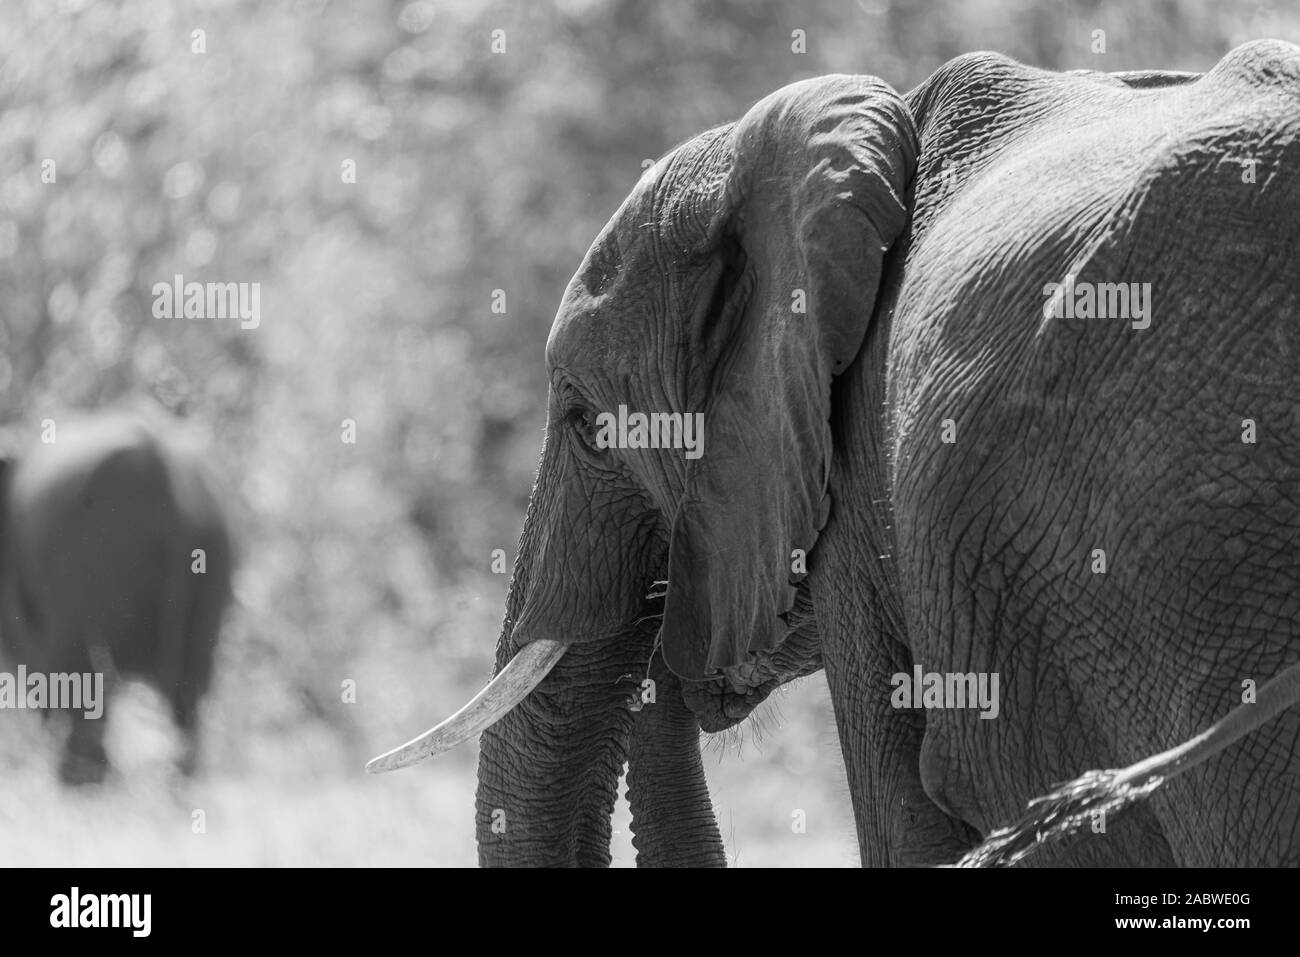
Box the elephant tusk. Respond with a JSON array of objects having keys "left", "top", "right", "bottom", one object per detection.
[{"left": 365, "top": 638, "right": 569, "bottom": 773}]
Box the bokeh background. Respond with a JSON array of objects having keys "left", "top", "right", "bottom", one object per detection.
[{"left": 0, "top": 0, "right": 1295, "bottom": 866}]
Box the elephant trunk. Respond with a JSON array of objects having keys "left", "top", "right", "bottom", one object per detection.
[
  {"left": 472, "top": 431, "right": 658, "bottom": 865},
  {"left": 626, "top": 664, "right": 725, "bottom": 867},
  {"left": 475, "top": 638, "right": 643, "bottom": 866}
]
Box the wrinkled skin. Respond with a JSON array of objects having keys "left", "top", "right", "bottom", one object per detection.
[
  {"left": 0, "top": 414, "right": 233, "bottom": 785},
  {"left": 475, "top": 39, "right": 1300, "bottom": 866}
]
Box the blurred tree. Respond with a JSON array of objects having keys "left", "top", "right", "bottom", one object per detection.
[{"left": 0, "top": 0, "right": 1292, "bottom": 772}]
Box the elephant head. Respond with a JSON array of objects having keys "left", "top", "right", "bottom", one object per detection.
[{"left": 370, "top": 74, "right": 918, "bottom": 865}]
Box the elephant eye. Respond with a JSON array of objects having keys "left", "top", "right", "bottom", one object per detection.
[{"left": 567, "top": 406, "right": 603, "bottom": 451}]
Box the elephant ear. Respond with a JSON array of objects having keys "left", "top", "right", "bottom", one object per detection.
[{"left": 661, "top": 74, "right": 917, "bottom": 680}]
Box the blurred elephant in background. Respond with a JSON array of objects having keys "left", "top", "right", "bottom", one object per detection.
[
  {"left": 0, "top": 412, "right": 233, "bottom": 785},
  {"left": 372, "top": 39, "right": 1300, "bottom": 866}
]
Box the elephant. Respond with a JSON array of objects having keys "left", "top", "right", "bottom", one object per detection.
[
  {"left": 371, "top": 38, "right": 1300, "bottom": 867},
  {"left": 0, "top": 412, "right": 233, "bottom": 784},
  {"left": 961, "top": 656, "right": 1300, "bottom": 866}
]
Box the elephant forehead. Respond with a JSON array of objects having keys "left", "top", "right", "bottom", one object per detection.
[
  {"left": 546, "top": 134, "right": 729, "bottom": 374},
  {"left": 546, "top": 272, "right": 663, "bottom": 377}
]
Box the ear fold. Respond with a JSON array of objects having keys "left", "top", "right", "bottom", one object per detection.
[{"left": 661, "top": 74, "right": 917, "bottom": 680}]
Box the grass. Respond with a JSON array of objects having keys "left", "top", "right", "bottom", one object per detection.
[{"left": 0, "top": 674, "right": 856, "bottom": 866}]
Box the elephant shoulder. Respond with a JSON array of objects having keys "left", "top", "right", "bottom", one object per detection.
[
  {"left": 904, "top": 52, "right": 1103, "bottom": 186},
  {"left": 1087, "top": 69, "right": 1199, "bottom": 90},
  {"left": 1205, "top": 39, "right": 1300, "bottom": 94},
  {"left": 907, "top": 50, "right": 1032, "bottom": 97},
  {"left": 905, "top": 51, "right": 1045, "bottom": 127},
  {"left": 1120, "top": 43, "right": 1300, "bottom": 221}
]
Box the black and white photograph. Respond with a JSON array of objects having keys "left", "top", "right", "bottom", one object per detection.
[{"left": 0, "top": 0, "right": 1296, "bottom": 914}]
